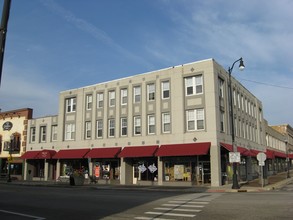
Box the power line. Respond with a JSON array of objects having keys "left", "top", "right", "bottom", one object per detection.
[{"left": 238, "top": 77, "right": 293, "bottom": 90}]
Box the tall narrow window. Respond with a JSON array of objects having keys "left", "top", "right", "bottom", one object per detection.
[
  {"left": 185, "top": 75, "right": 203, "bottom": 96},
  {"left": 148, "top": 115, "right": 155, "bottom": 134},
  {"left": 218, "top": 78, "right": 224, "bottom": 98},
  {"left": 186, "top": 109, "right": 205, "bottom": 131},
  {"left": 237, "top": 93, "right": 241, "bottom": 109},
  {"left": 66, "top": 97, "right": 76, "bottom": 113},
  {"left": 162, "top": 113, "right": 171, "bottom": 133},
  {"left": 147, "top": 84, "right": 155, "bottom": 101},
  {"left": 121, "top": 88, "right": 128, "bottom": 105},
  {"left": 109, "top": 91, "right": 115, "bottom": 107},
  {"left": 196, "top": 109, "right": 205, "bottom": 130},
  {"left": 86, "top": 94, "right": 93, "bottom": 110},
  {"left": 51, "top": 125, "right": 58, "bottom": 141},
  {"left": 40, "top": 126, "right": 47, "bottom": 143},
  {"left": 161, "top": 81, "right": 170, "bottom": 99},
  {"left": 85, "top": 122, "right": 92, "bottom": 139},
  {"left": 97, "top": 93, "right": 104, "bottom": 108},
  {"left": 121, "top": 118, "right": 127, "bottom": 136},
  {"left": 65, "top": 123, "right": 75, "bottom": 140},
  {"left": 220, "top": 110, "right": 225, "bottom": 132},
  {"left": 134, "top": 116, "right": 141, "bottom": 135},
  {"left": 133, "top": 86, "right": 141, "bottom": 103},
  {"left": 108, "top": 119, "right": 115, "bottom": 137},
  {"left": 233, "top": 90, "right": 236, "bottom": 106},
  {"left": 96, "top": 120, "right": 103, "bottom": 138},
  {"left": 30, "top": 127, "right": 36, "bottom": 143}
]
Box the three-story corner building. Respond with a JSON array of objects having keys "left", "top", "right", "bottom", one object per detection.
[{"left": 24, "top": 58, "right": 268, "bottom": 187}]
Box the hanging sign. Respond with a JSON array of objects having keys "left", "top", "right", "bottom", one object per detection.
[
  {"left": 138, "top": 164, "right": 147, "bottom": 173},
  {"left": 2, "top": 121, "right": 13, "bottom": 131},
  {"left": 229, "top": 152, "right": 241, "bottom": 163},
  {"left": 148, "top": 164, "right": 157, "bottom": 173}
]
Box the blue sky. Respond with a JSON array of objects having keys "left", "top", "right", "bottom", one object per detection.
[{"left": 0, "top": 0, "right": 293, "bottom": 126}]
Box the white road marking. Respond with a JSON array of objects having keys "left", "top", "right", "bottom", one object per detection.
[
  {"left": 155, "top": 207, "right": 202, "bottom": 212},
  {"left": 168, "top": 200, "right": 209, "bottom": 204},
  {"left": 162, "top": 203, "right": 204, "bottom": 208},
  {"left": 0, "top": 209, "right": 45, "bottom": 219},
  {"left": 145, "top": 211, "right": 196, "bottom": 217},
  {"left": 135, "top": 217, "right": 172, "bottom": 220}
]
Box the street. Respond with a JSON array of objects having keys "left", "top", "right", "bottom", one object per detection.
[{"left": 0, "top": 183, "right": 292, "bottom": 220}]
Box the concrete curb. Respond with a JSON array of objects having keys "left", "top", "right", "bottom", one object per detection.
[{"left": 207, "top": 177, "right": 293, "bottom": 193}]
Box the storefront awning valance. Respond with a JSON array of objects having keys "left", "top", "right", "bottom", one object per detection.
[
  {"left": 85, "top": 147, "right": 121, "bottom": 158},
  {"left": 155, "top": 142, "right": 210, "bottom": 157},
  {"left": 21, "top": 151, "right": 42, "bottom": 159},
  {"left": 289, "top": 154, "right": 293, "bottom": 159},
  {"left": 118, "top": 145, "right": 158, "bottom": 158},
  {"left": 35, "top": 150, "right": 56, "bottom": 159},
  {"left": 21, "top": 150, "right": 56, "bottom": 160},
  {"left": 53, "top": 149, "right": 90, "bottom": 159}
]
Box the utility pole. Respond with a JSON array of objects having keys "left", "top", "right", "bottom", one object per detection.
[{"left": 0, "top": 0, "right": 12, "bottom": 86}]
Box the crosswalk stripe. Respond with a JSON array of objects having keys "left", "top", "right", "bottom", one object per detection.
[
  {"left": 168, "top": 200, "right": 209, "bottom": 204},
  {"left": 135, "top": 217, "right": 172, "bottom": 220},
  {"left": 162, "top": 204, "right": 204, "bottom": 208},
  {"left": 155, "top": 207, "right": 202, "bottom": 212},
  {"left": 145, "top": 211, "right": 196, "bottom": 217}
]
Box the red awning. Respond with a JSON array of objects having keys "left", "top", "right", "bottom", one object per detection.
[
  {"left": 250, "top": 149, "right": 261, "bottom": 157},
  {"left": 221, "top": 143, "right": 233, "bottom": 152},
  {"left": 85, "top": 147, "right": 121, "bottom": 158},
  {"left": 35, "top": 150, "right": 56, "bottom": 159},
  {"left": 274, "top": 151, "right": 287, "bottom": 158},
  {"left": 118, "top": 145, "right": 158, "bottom": 158},
  {"left": 265, "top": 149, "right": 275, "bottom": 159},
  {"left": 155, "top": 142, "right": 210, "bottom": 157},
  {"left": 220, "top": 143, "right": 258, "bottom": 157},
  {"left": 289, "top": 154, "right": 293, "bottom": 159},
  {"left": 238, "top": 147, "right": 252, "bottom": 156},
  {"left": 53, "top": 149, "right": 90, "bottom": 159},
  {"left": 21, "top": 151, "right": 41, "bottom": 159}
]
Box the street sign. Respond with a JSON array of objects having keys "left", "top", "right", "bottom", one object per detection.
[
  {"left": 257, "top": 152, "right": 266, "bottom": 163},
  {"left": 258, "top": 162, "right": 265, "bottom": 166},
  {"left": 229, "top": 152, "right": 241, "bottom": 163}
]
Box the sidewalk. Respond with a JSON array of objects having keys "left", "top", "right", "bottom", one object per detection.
[
  {"left": 1, "top": 171, "right": 293, "bottom": 193},
  {"left": 208, "top": 170, "right": 293, "bottom": 192}
]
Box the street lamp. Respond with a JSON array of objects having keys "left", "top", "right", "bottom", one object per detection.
[
  {"left": 7, "top": 134, "right": 13, "bottom": 182},
  {"left": 228, "top": 57, "right": 245, "bottom": 189},
  {"left": 285, "top": 139, "right": 290, "bottom": 178}
]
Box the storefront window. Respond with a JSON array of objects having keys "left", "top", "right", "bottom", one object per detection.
[
  {"left": 164, "top": 161, "right": 192, "bottom": 181},
  {"left": 93, "top": 160, "right": 120, "bottom": 180},
  {"left": 133, "top": 159, "right": 157, "bottom": 181},
  {"left": 60, "top": 160, "right": 88, "bottom": 176},
  {"left": 162, "top": 156, "right": 210, "bottom": 184}
]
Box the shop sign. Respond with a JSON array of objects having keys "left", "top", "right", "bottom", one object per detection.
[
  {"left": 138, "top": 164, "right": 147, "bottom": 173},
  {"left": 2, "top": 121, "right": 13, "bottom": 131},
  {"left": 95, "top": 165, "right": 100, "bottom": 178},
  {"left": 229, "top": 152, "right": 241, "bottom": 163},
  {"left": 148, "top": 164, "right": 157, "bottom": 173}
]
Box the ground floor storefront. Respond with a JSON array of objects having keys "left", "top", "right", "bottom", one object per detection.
[
  {"left": 20, "top": 142, "right": 292, "bottom": 187},
  {"left": 0, "top": 157, "right": 23, "bottom": 180}
]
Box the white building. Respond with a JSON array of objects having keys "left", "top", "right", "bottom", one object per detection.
[{"left": 23, "top": 58, "right": 274, "bottom": 187}]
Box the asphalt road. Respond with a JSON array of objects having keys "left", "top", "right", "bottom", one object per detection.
[
  {"left": 0, "top": 184, "right": 186, "bottom": 220},
  {"left": 0, "top": 183, "right": 293, "bottom": 220}
]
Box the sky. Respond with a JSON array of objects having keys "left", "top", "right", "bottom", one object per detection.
[{"left": 0, "top": 0, "right": 292, "bottom": 126}]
